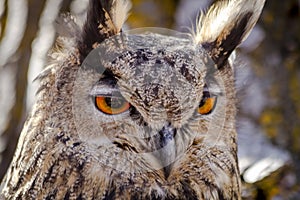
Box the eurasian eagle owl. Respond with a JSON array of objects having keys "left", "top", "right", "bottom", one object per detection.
[{"left": 0, "top": 0, "right": 265, "bottom": 199}]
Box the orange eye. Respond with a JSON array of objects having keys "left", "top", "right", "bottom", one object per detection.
[
  {"left": 198, "top": 96, "right": 217, "bottom": 115},
  {"left": 95, "top": 96, "right": 130, "bottom": 115}
]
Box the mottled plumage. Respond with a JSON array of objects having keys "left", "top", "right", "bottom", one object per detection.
[{"left": 0, "top": 0, "right": 265, "bottom": 199}]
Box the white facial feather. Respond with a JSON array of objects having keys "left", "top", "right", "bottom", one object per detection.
[{"left": 195, "top": 0, "right": 266, "bottom": 44}]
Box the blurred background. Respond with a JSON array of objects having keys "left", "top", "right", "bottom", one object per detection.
[{"left": 0, "top": 0, "right": 299, "bottom": 199}]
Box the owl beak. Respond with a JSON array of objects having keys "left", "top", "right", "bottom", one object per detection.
[
  {"left": 155, "top": 124, "right": 177, "bottom": 178},
  {"left": 158, "top": 125, "right": 176, "bottom": 148}
]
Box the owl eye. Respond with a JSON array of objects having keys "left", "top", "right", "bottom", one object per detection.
[
  {"left": 95, "top": 96, "right": 130, "bottom": 115},
  {"left": 198, "top": 91, "right": 217, "bottom": 115}
]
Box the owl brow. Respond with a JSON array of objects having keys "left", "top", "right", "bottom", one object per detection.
[
  {"left": 204, "top": 82, "right": 223, "bottom": 97},
  {"left": 93, "top": 69, "right": 118, "bottom": 88},
  {"left": 102, "top": 69, "right": 120, "bottom": 79},
  {"left": 90, "top": 85, "right": 122, "bottom": 97},
  {"left": 98, "top": 76, "right": 117, "bottom": 86},
  {"left": 90, "top": 76, "right": 120, "bottom": 97}
]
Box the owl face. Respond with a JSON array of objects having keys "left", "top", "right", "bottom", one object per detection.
[{"left": 72, "top": 28, "right": 227, "bottom": 173}]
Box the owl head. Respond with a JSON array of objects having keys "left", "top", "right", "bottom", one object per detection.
[
  {"left": 1, "top": 0, "right": 266, "bottom": 199},
  {"left": 70, "top": 0, "right": 265, "bottom": 173}
]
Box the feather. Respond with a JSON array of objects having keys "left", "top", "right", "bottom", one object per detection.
[
  {"left": 110, "top": 0, "right": 132, "bottom": 32},
  {"left": 55, "top": 13, "right": 81, "bottom": 39},
  {"left": 195, "top": 0, "right": 266, "bottom": 44}
]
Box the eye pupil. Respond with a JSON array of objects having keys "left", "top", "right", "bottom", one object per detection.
[
  {"left": 199, "top": 97, "right": 208, "bottom": 108},
  {"left": 104, "top": 97, "right": 112, "bottom": 107},
  {"left": 198, "top": 90, "right": 217, "bottom": 115}
]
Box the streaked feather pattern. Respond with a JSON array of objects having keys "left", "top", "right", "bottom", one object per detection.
[{"left": 0, "top": 0, "right": 265, "bottom": 199}]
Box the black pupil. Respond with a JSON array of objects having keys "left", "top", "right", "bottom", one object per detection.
[
  {"left": 104, "top": 97, "right": 126, "bottom": 109},
  {"left": 199, "top": 91, "right": 211, "bottom": 107}
]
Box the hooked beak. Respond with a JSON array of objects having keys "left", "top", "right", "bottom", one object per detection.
[{"left": 154, "top": 124, "right": 177, "bottom": 178}]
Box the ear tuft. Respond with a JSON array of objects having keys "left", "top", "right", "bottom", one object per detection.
[
  {"left": 55, "top": 13, "right": 81, "bottom": 39},
  {"left": 195, "top": 0, "right": 266, "bottom": 68},
  {"left": 110, "top": 0, "right": 132, "bottom": 32},
  {"left": 79, "top": 0, "right": 132, "bottom": 58}
]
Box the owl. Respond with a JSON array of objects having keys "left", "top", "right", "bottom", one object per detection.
[{"left": 0, "top": 0, "right": 265, "bottom": 199}]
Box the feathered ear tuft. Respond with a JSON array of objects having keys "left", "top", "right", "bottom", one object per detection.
[
  {"left": 79, "top": 0, "right": 132, "bottom": 58},
  {"left": 110, "top": 0, "right": 132, "bottom": 32},
  {"left": 49, "top": 14, "right": 81, "bottom": 62},
  {"left": 195, "top": 0, "right": 265, "bottom": 69}
]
